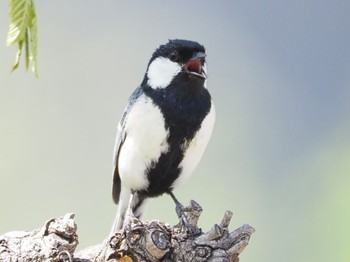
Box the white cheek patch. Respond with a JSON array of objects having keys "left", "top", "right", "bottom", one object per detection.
[{"left": 147, "top": 57, "right": 182, "bottom": 89}]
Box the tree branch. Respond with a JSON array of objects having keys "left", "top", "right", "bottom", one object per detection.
[{"left": 0, "top": 200, "right": 254, "bottom": 261}]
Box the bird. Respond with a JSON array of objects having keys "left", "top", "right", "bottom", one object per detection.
[{"left": 111, "top": 39, "right": 215, "bottom": 234}]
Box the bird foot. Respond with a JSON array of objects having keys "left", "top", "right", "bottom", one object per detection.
[
  {"left": 176, "top": 205, "right": 197, "bottom": 237},
  {"left": 168, "top": 192, "right": 202, "bottom": 237}
]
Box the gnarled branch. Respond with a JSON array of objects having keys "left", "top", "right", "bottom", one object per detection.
[{"left": 0, "top": 200, "right": 254, "bottom": 261}]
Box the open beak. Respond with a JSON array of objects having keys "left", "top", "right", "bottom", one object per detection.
[{"left": 184, "top": 52, "right": 206, "bottom": 80}]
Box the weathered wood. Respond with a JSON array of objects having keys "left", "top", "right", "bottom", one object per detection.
[
  {"left": 0, "top": 201, "right": 254, "bottom": 261},
  {"left": 0, "top": 213, "right": 78, "bottom": 261}
]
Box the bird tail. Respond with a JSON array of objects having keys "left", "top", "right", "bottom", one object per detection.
[{"left": 110, "top": 188, "right": 150, "bottom": 235}]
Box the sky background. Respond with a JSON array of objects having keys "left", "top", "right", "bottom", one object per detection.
[{"left": 1, "top": 1, "right": 350, "bottom": 261}]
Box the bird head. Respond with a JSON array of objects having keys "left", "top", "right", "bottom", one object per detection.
[{"left": 145, "top": 39, "right": 207, "bottom": 89}]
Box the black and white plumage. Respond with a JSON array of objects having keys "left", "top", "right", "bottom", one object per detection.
[{"left": 111, "top": 39, "right": 215, "bottom": 233}]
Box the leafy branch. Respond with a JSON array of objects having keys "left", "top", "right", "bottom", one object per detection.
[{"left": 7, "top": 0, "right": 38, "bottom": 77}]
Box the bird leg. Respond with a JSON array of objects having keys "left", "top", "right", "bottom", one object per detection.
[
  {"left": 122, "top": 193, "right": 136, "bottom": 229},
  {"left": 168, "top": 192, "right": 200, "bottom": 237}
]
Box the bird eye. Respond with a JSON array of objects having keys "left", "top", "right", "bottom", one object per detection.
[{"left": 169, "top": 51, "right": 178, "bottom": 62}]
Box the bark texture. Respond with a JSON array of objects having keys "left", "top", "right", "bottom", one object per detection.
[{"left": 0, "top": 201, "right": 254, "bottom": 261}]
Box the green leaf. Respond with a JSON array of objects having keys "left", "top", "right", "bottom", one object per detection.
[
  {"left": 7, "top": 0, "right": 30, "bottom": 45},
  {"left": 7, "top": 0, "right": 38, "bottom": 77},
  {"left": 28, "top": 1, "right": 38, "bottom": 77},
  {"left": 11, "top": 40, "right": 23, "bottom": 72}
]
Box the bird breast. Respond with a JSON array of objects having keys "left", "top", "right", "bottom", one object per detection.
[
  {"left": 173, "top": 102, "right": 215, "bottom": 189},
  {"left": 118, "top": 94, "right": 169, "bottom": 191}
]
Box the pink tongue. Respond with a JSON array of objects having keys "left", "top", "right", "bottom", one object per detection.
[{"left": 187, "top": 59, "right": 201, "bottom": 74}]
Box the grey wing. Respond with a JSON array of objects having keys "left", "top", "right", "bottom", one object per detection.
[
  {"left": 112, "top": 87, "right": 143, "bottom": 204},
  {"left": 112, "top": 123, "right": 125, "bottom": 204}
]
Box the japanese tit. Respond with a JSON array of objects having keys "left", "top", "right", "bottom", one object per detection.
[{"left": 111, "top": 39, "right": 215, "bottom": 233}]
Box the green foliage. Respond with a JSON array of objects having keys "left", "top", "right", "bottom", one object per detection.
[{"left": 7, "top": 0, "right": 38, "bottom": 77}]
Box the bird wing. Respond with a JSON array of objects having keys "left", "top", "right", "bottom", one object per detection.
[{"left": 112, "top": 87, "right": 143, "bottom": 204}]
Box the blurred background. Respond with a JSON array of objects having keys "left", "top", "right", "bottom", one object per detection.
[{"left": 1, "top": 1, "right": 349, "bottom": 261}]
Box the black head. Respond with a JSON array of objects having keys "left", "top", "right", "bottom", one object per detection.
[{"left": 144, "top": 39, "right": 207, "bottom": 89}]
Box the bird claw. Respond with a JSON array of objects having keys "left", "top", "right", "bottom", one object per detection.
[
  {"left": 175, "top": 202, "right": 201, "bottom": 237},
  {"left": 168, "top": 192, "right": 202, "bottom": 237}
]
